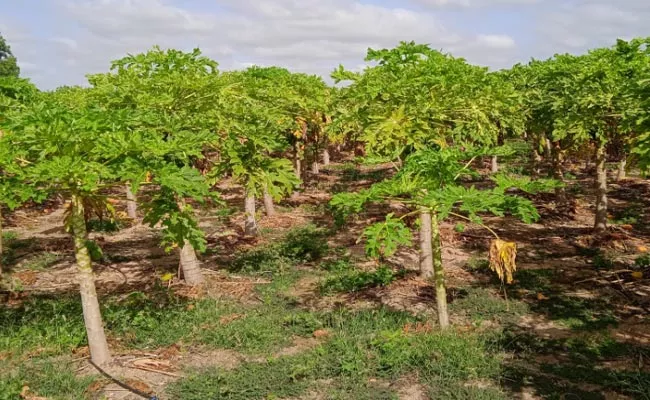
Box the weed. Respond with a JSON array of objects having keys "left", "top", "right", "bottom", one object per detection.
[
  {"left": 230, "top": 224, "right": 329, "bottom": 274},
  {"left": 465, "top": 256, "right": 490, "bottom": 272},
  {"left": 320, "top": 265, "right": 399, "bottom": 294},
  {"left": 635, "top": 253, "right": 650, "bottom": 268},
  {"left": 451, "top": 287, "right": 529, "bottom": 324},
  {"left": 169, "top": 308, "right": 503, "bottom": 400},
  {"left": 0, "top": 357, "right": 96, "bottom": 400},
  {"left": 18, "top": 252, "right": 61, "bottom": 271},
  {"left": 86, "top": 218, "right": 122, "bottom": 233},
  {"left": 592, "top": 250, "right": 615, "bottom": 270},
  {"left": 281, "top": 224, "right": 329, "bottom": 262}
]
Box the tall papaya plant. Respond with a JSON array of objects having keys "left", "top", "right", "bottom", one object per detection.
[
  {"left": 88, "top": 47, "right": 223, "bottom": 285},
  {"left": 1, "top": 88, "right": 131, "bottom": 365},
  {"left": 330, "top": 42, "right": 551, "bottom": 327}
]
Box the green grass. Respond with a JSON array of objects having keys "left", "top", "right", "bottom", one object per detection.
[
  {"left": 229, "top": 224, "right": 329, "bottom": 275},
  {"left": 319, "top": 264, "right": 400, "bottom": 294},
  {"left": 18, "top": 252, "right": 61, "bottom": 271},
  {"left": 451, "top": 287, "right": 529, "bottom": 324},
  {"left": 169, "top": 308, "right": 505, "bottom": 399},
  {"left": 0, "top": 357, "right": 97, "bottom": 400}
]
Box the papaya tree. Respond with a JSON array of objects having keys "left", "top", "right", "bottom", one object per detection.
[
  {"left": 215, "top": 68, "right": 299, "bottom": 234},
  {"left": 0, "top": 89, "right": 130, "bottom": 365},
  {"left": 0, "top": 76, "right": 39, "bottom": 277},
  {"left": 330, "top": 42, "right": 556, "bottom": 327},
  {"left": 332, "top": 148, "right": 556, "bottom": 327},
  {"left": 88, "top": 47, "right": 222, "bottom": 284}
]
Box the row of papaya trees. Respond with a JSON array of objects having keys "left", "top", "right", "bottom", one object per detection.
[{"left": 1, "top": 37, "right": 649, "bottom": 366}]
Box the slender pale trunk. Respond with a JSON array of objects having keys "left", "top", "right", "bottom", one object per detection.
[
  {"left": 125, "top": 183, "right": 137, "bottom": 220},
  {"left": 263, "top": 188, "right": 276, "bottom": 217},
  {"left": 490, "top": 156, "right": 498, "bottom": 174},
  {"left": 551, "top": 142, "right": 567, "bottom": 206},
  {"left": 616, "top": 157, "right": 627, "bottom": 181},
  {"left": 419, "top": 208, "right": 434, "bottom": 279},
  {"left": 594, "top": 144, "right": 608, "bottom": 232},
  {"left": 322, "top": 149, "right": 330, "bottom": 166},
  {"left": 176, "top": 199, "right": 204, "bottom": 285},
  {"left": 420, "top": 208, "right": 449, "bottom": 329},
  {"left": 544, "top": 136, "right": 552, "bottom": 159},
  {"left": 244, "top": 192, "right": 258, "bottom": 236},
  {"left": 530, "top": 147, "right": 542, "bottom": 177},
  {"left": 311, "top": 161, "right": 320, "bottom": 175},
  {"left": 179, "top": 240, "right": 204, "bottom": 285},
  {"left": 294, "top": 157, "right": 302, "bottom": 181},
  {"left": 71, "top": 194, "right": 111, "bottom": 366}
]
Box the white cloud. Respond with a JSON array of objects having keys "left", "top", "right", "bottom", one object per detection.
[
  {"left": 4, "top": 0, "right": 648, "bottom": 88},
  {"left": 476, "top": 34, "right": 516, "bottom": 49}
]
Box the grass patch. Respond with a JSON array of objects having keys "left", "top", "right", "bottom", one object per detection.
[
  {"left": 230, "top": 224, "right": 329, "bottom": 275},
  {"left": 0, "top": 357, "right": 97, "bottom": 400},
  {"left": 169, "top": 308, "right": 504, "bottom": 400},
  {"left": 320, "top": 264, "right": 400, "bottom": 294},
  {"left": 18, "top": 252, "right": 61, "bottom": 271},
  {"left": 86, "top": 218, "right": 122, "bottom": 233},
  {"left": 451, "top": 287, "right": 529, "bottom": 324}
]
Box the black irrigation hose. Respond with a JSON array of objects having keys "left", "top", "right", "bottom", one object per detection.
[{"left": 89, "top": 359, "right": 159, "bottom": 400}]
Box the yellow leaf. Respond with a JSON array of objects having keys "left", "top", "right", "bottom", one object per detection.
[
  {"left": 161, "top": 273, "right": 174, "bottom": 282},
  {"left": 631, "top": 271, "right": 644, "bottom": 280},
  {"left": 537, "top": 293, "right": 550, "bottom": 300},
  {"left": 637, "top": 246, "right": 648, "bottom": 253}
]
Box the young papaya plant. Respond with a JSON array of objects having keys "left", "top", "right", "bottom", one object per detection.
[{"left": 331, "top": 147, "right": 558, "bottom": 328}]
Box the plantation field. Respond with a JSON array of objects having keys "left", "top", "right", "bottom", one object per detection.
[{"left": 1, "top": 156, "right": 649, "bottom": 400}]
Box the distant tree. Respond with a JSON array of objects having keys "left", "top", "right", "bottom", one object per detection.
[{"left": 0, "top": 34, "right": 20, "bottom": 78}]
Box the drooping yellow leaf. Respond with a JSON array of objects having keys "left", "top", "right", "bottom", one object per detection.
[{"left": 631, "top": 271, "right": 644, "bottom": 280}]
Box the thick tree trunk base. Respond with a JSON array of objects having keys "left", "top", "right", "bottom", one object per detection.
[
  {"left": 72, "top": 194, "right": 111, "bottom": 366},
  {"left": 125, "top": 184, "right": 138, "bottom": 220},
  {"left": 180, "top": 240, "right": 204, "bottom": 285},
  {"left": 263, "top": 190, "right": 276, "bottom": 217},
  {"left": 311, "top": 161, "right": 320, "bottom": 175},
  {"left": 490, "top": 155, "right": 498, "bottom": 174},
  {"left": 323, "top": 149, "right": 330, "bottom": 166}
]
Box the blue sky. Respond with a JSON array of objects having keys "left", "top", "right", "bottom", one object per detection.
[{"left": 1, "top": 0, "right": 649, "bottom": 89}]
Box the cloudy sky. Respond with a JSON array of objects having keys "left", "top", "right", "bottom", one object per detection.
[{"left": 1, "top": 0, "right": 649, "bottom": 89}]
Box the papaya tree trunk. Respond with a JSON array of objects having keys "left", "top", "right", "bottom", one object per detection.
[
  {"left": 551, "top": 142, "right": 567, "bottom": 206},
  {"left": 179, "top": 240, "right": 204, "bottom": 286},
  {"left": 490, "top": 156, "right": 498, "bottom": 174},
  {"left": 616, "top": 157, "right": 626, "bottom": 181},
  {"left": 311, "top": 161, "right": 320, "bottom": 175},
  {"left": 125, "top": 183, "right": 137, "bottom": 220},
  {"left": 244, "top": 192, "right": 258, "bottom": 236},
  {"left": 420, "top": 208, "right": 449, "bottom": 329},
  {"left": 530, "top": 147, "right": 542, "bottom": 177},
  {"left": 544, "top": 136, "right": 552, "bottom": 159},
  {"left": 322, "top": 149, "right": 330, "bottom": 166},
  {"left": 71, "top": 194, "right": 111, "bottom": 366},
  {"left": 293, "top": 144, "right": 302, "bottom": 181},
  {"left": 594, "top": 143, "right": 608, "bottom": 232},
  {"left": 263, "top": 188, "right": 276, "bottom": 217},
  {"left": 419, "top": 208, "right": 434, "bottom": 279}
]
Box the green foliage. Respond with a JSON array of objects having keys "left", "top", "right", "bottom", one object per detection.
[
  {"left": 169, "top": 308, "right": 503, "bottom": 400},
  {"left": 635, "top": 253, "right": 650, "bottom": 268},
  {"left": 19, "top": 252, "right": 61, "bottom": 271},
  {"left": 280, "top": 224, "right": 329, "bottom": 262},
  {"left": 0, "top": 34, "right": 19, "bottom": 78},
  {"left": 0, "top": 358, "right": 96, "bottom": 400},
  {"left": 230, "top": 225, "right": 329, "bottom": 274},
  {"left": 363, "top": 214, "right": 412, "bottom": 259},
  {"left": 320, "top": 265, "right": 399, "bottom": 294}
]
